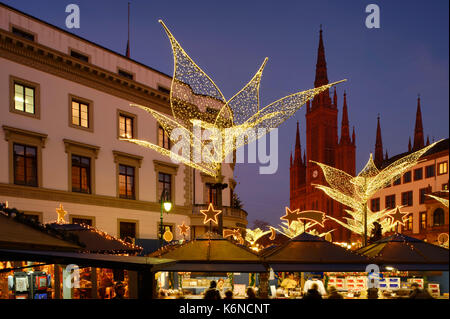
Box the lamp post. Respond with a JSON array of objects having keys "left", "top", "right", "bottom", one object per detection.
[{"left": 159, "top": 188, "right": 172, "bottom": 248}]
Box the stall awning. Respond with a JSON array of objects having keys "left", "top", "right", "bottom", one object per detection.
[
  {"left": 263, "top": 233, "right": 371, "bottom": 271},
  {"left": 150, "top": 232, "right": 263, "bottom": 272},
  {"left": 357, "top": 233, "right": 449, "bottom": 271},
  {"left": 159, "top": 262, "right": 267, "bottom": 273},
  {"left": 0, "top": 249, "right": 175, "bottom": 272},
  {"left": 269, "top": 263, "right": 371, "bottom": 272}
]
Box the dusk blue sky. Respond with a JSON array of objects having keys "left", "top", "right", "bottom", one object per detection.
[{"left": 3, "top": 0, "right": 448, "bottom": 227}]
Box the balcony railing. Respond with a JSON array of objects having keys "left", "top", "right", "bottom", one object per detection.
[{"left": 192, "top": 204, "right": 247, "bottom": 220}]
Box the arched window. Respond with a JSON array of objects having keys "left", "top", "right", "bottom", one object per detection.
[{"left": 433, "top": 208, "right": 445, "bottom": 226}]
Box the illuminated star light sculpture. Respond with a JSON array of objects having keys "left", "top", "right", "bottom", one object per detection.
[
  {"left": 312, "top": 141, "right": 440, "bottom": 239},
  {"left": 199, "top": 203, "right": 222, "bottom": 225},
  {"left": 123, "top": 20, "right": 346, "bottom": 177},
  {"left": 178, "top": 222, "right": 190, "bottom": 237},
  {"left": 56, "top": 204, "right": 68, "bottom": 224},
  {"left": 387, "top": 206, "right": 410, "bottom": 226}
]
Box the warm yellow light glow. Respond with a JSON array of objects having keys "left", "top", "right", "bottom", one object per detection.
[
  {"left": 163, "top": 230, "right": 174, "bottom": 242},
  {"left": 178, "top": 222, "right": 190, "bottom": 236},
  {"left": 312, "top": 142, "right": 440, "bottom": 236},
  {"left": 163, "top": 201, "right": 173, "bottom": 212},
  {"left": 426, "top": 191, "right": 449, "bottom": 208},
  {"left": 122, "top": 20, "right": 346, "bottom": 177},
  {"left": 199, "top": 203, "right": 222, "bottom": 225},
  {"left": 55, "top": 204, "right": 67, "bottom": 224}
]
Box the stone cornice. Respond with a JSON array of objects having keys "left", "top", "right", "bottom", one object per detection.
[
  {"left": 0, "top": 183, "right": 192, "bottom": 215},
  {"left": 0, "top": 29, "right": 172, "bottom": 115}
]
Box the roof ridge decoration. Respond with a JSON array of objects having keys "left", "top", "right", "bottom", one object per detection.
[{"left": 123, "top": 20, "right": 346, "bottom": 177}]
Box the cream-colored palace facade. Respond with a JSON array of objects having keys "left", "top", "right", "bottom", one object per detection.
[{"left": 0, "top": 4, "right": 247, "bottom": 245}]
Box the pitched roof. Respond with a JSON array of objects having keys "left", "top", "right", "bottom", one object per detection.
[
  {"left": 357, "top": 233, "right": 449, "bottom": 271},
  {"left": 0, "top": 212, "right": 81, "bottom": 251},
  {"left": 262, "top": 233, "right": 370, "bottom": 269},
  {"left": 47, "top": 223, "right": 142, "bottom": 254}
]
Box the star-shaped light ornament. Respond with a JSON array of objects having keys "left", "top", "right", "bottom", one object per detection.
[
  {"left": 280, "top": 207, "right": 301, "bottom": 227},
  {"left": 387, "top": 206, "right": 410, "bottom": 226},
  {"left": 122, "top": 20, "right": 346, "bottom": 178},
  {"left": 178, "top": 222, "right": 190, "bottom": 236},
  {"left": 56, "top": 204, "right": 68, "bottom": 224},
  {"left": 200, "top": 203, "right": 222, "bottom": 225}
]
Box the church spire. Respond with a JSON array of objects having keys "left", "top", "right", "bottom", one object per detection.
[
  {"left": 333, "top": 87, "right": 337, "bottom": 106},
  {"left": 294, "top": 121, "right": 302, "bottom": 165},
  {"left": 352, "top": 126, "right": 355, "bottom": 145},
  {"left": 413, "top": 95, "right": 424, "bottom": 151},
  {"left": 374, "top": 115, "right": 384, "bottom": 168},
  {"left": 314, "top": 25, "right": 329, "bottom": 88},
  {"left": 408, "top": 137, "right": 412, "bottom": 152},
  {"left": 339, "top": 91, "right": 351, "bottom": 144}
]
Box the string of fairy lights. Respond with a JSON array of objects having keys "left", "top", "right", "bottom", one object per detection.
[{"left": 122, "top": 20, "right": 346, "bottom": 177}]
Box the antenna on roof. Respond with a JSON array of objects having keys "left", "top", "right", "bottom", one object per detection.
[{"left": 126, "top": 2, "right": 130, "bottom": 58}]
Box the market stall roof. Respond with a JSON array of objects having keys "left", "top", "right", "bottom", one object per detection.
[
  {"left": 149, "top": 232, "right": 266, "bottom": 272},
  {"left": 47, "top": 223, "right": 142, "bottom": 254},
  {"left": 0, "top": 212, "right": 81, "bottom": 251},
  {"left": 356, "top": 233, "right": 449, "bottom": 271},
  {"left": 0, "top": 249, "right": 175, "bottom": 272},
  {"left": 262, "top": 233, "right": 371, "bottom": 272}
]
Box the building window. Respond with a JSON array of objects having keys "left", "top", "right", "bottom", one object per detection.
[
  {"left": 425, "top": 164, "right": 435, "bottom": 178},
  {"left": 158, "top": 173, "right": 172, "bottom": 201},
  {"left": 419, "top": 188, "right": 428, "bottom": 204},
  {"left": 71, "top": 155, "right": 91, "bottom": 193},
  {"left": 13, "top": 144, "right": 38, "bottom": 187},
  {"left": 12, "top": 26, "right": 35, "bottom": 41},
  {"left": 158, "top": 86, "right": 170, "bottom": 94},
  {"left": 385, "top": 195, "right": 396, "bottom": 209},
  {"left": 14, "top": 83, "right": 35, "bottom": 114},
  {"left": 401, "top": 191, "right": 413, "bottom": 207},
  {"left": 70, "top": 49, "right": 89, "bottom": 62},
  {"left": 433, "top": 208, "right": 445, "bottom": 226},
  {"left": 4, "top": 126, "right": 47, "bottom": 187},
  {"left": 71, "top": 217, "right": 93, "bottom": 226},
  {"left": 119, "top": 164, "right": 135, "bottom": 199},
  {"left": 405, "top": 215, "right": 413, "bottom": 231},
  {"left": 420, "top": 212, "right": 427, "bottom": 230},
  {"left": 414, "top": 168, "right": 423, "bottom": 181},
  {"left": 119, "top": 221, "right": 137, "bottom": 240},
  {"left": 158, "top": 126, "right": 171, "bottom": 150},
  {"left": 69, "top": 95, "right": 93, "bottom": 132},
  {"left": 438, "top": 161, "right": 448, "bottom": 175},
  {"left": 72, "top": 100, "right": 89, "bottom": 128},
  {"left": 403, "top": 171, "right": 412, "bottom": 184},
  {"left": 118, "top": 69, "right": 134, "bottom": 80},
  {"left": 157, "top": 224, "right": 174, "bottom": 239},
  {"left": 119, "top": 113, "right": 135, "bottom": 138},
  {"left": 10, "top": 76, "right": 40, "bottom": 118},
  {"left": 371, "top": 198, "right": 380, "bottom": 212},
  {"left": 208, "top": 185, "right": 219, "bottom": 206},
  {"left": 393, "top": 177, "right": 401, "bottom": 186},
  {"left": 23, "top": 212, "right": 42, "bottom": 223}
]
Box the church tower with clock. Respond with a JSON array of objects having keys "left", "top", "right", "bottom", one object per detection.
[{"left": 289, "top": 27, "right": 356, "bottom": 242}]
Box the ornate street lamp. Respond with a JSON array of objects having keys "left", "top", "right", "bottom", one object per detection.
[{"left": 159, "top": 188, "right": 172, "bottom": 247}]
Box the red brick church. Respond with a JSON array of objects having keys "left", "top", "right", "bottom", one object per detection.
[{"left": 289, "top": 27, "right": 355, "bottom": 242}]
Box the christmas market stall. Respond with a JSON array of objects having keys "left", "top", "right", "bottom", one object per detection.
[
  {"left": 261, "top": 233, "right": 372, "bottom": 299},
  {"left": 356, "top": 233, "right": 449, "bottom": 298},
  {"left": 149, "top": 232, "right": 267, "bottom": 299},
  {"left": 0, "top": 206, "right": 173, "bottom": 299}
]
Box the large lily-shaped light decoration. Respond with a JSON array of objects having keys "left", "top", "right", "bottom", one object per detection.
[
  {"left": 123, "top": 20, "right": 346, "bottom": 177},
  {"left": 312, "top": 141, "right": 440, "bottom": 236}
]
